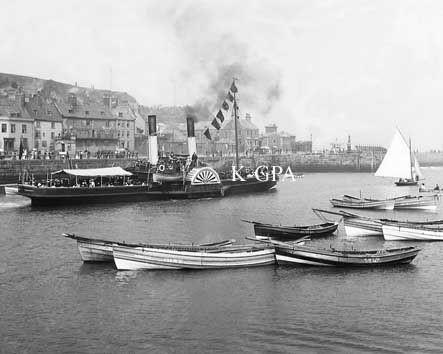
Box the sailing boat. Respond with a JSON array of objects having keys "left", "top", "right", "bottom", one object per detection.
[{"left": 375, "top": 129, "right": 423, "bottom": 186}]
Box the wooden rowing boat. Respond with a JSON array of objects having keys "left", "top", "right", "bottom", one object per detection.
[
  {"left": 330, "top": 196, "right": 395, "bottom": 210},
  {"left": 63, "top": 233, "right": 236, "bottom": 262},
  {"left": 312, "top": 209, "right": 443, "bottom": 237},
  {"left": 392, "top": 194, "right": 439, "bottom": 210},
  {"left": 382, "top": 223, "right": 443, "bottom": 241},
  {"left": 249, "top": 237, "right": 420, "bottom": 267},
  {"left": 112, "top": 243, "right": 276, "bottom": 270},
  {"left": 242, "top": 219, "right": 338, "bottom": 240}
]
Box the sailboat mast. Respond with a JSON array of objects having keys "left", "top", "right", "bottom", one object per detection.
[
  {"left": 233, "top": 81, "right": 239, "bottom": 168},
  {"left": 409, "top": 137, "right": 413, "bottom": 180}
]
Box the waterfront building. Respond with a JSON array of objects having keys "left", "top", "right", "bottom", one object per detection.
[
  {"left": 260, "top": 123, "right": 296, "bottom": 154},
  {"left": 292, "top": 140, "right": 313, "bottom": 153},
  {"left": 355, "top": 144, "right": 387, "bottom": 153},
  {"left": 0, "top": 92, "right": 34, "bottom": 157},
  {"left": 199, "top": 113, "right": 260, "bottom": 156},
  {"left": 26, "top": 94, "right": 63, "bottom": 154},
  {"left": 105, "top": 93, "right": 137, "bottom": 151},
  {"left": 54, "top": 93, "right": 118, "bottom": 155}
]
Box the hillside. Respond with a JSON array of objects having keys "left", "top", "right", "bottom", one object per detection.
[{"left": 0, "top": 72, "right": 144, "bottom": 128}]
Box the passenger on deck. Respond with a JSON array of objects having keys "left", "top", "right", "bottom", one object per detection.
[
  {"left": 419, "top": 183, "right": 426, "bottom": 192},
  {"left": 434, "top": 184, "right": 440, "bottom": 191}
]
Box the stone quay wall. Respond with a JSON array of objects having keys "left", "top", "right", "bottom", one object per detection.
[{"left": 0, "top": 152, "right": 383, "bottom": 184}]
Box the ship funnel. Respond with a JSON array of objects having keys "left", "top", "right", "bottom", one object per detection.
[
  {"left": 148, "top": 115, "right": 158, "bottom": 165},
  {"left": 186, "top": 117, "right": 197, "bottom": 157}
]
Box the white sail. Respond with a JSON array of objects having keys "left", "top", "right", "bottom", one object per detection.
[
  {"left": 412, "top": 156, "right": 424, "bottom": 180},
  {"left": 375, "top": 130, "right": 412, "bottom": 179}
]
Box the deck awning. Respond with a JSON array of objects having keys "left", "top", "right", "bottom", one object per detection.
[{"left": 51, "top": 167, "right": 133, "bottom": 177}]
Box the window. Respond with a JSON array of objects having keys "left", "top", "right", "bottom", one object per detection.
[
  {"left": 11, "top": 124, "right": 16, "bottom": 133},
  {"left": 127, "top": 122, "right": 129, "bottom": 128},
  {"left": 85, "top": 110, "right": 90, "bottom": 115},
  {"left": 100, "top": 111, "right": 104, "bottom": 116},
  {"left": 127, "top": 131, "right": 130, "bottom": 137},
  {"left": 22, "top": 125, "right": 27, "bottom": 134},
  {"left": 51, "top": 132, "right": 55, "bottom": 139},
  {"left": 43, "top": 132, "right": 45, "bottom": 137},
  {"left": 22, "top": 138, "right": 28, "bottom": 148},
  {"left": 36, "top": 121, "right": 41, "bottom": 128},
  {"left": 86, "top": 120, "right": 90, "bottom": 126},
  {"left": 106, "top": 120, "right": 110, "bottom": 128},
  {"left": 51, "top": 122, "right": 55, "bottom": 129},
  {"left": 1, "top": 123, "right": 6, "bottom": 133},
  {"left": 47, "top": 110, "right": 52, "bottom": 115},
  {"left": 33, "top": 110, "right": 38, "bottom": 116},
  {"left": 35, "top": 131, "right": 40, "bottom": 139},
  {"left": 67, "top": 144, "right": 71, "bottom": 151},
  {"left": 42, "top": 140, "right": 47, "bottom": 148},
  {"left": 118, "top": 112, "right": 123, "bottom": 118}
]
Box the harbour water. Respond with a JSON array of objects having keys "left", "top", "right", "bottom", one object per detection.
[{"left": 1, "top": 170, "right": 443, "bottom": 353}]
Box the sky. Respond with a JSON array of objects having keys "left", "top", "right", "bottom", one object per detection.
[{"left": 1, "top": 0, "right": 443, "bottom": 150}]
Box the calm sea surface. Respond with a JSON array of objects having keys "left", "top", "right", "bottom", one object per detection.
[{"left": 1, "top": 170, "right": 443, "bottom": 353}]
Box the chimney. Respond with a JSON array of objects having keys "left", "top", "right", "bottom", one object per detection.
[
  {"left": 15, "top": 92, "right": 25, "bottom": 107},
  {"left": 148, "top": 115, "right": 158, "bottom": 165},
  {"left": 68, "top": 93, "right": 77, "bottom": 108},
  {"left": 103, "top": 94, "right": 111, "bottom": 109},
  {"left": 186, "top": 117, "right": 197, "bottom": 157}
]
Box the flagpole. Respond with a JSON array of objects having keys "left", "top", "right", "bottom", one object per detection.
[{"left": 233, "top": 79, "right": 239, "bottom": 169}]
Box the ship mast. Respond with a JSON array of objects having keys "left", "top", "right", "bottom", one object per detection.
[
  {"left": 232, "top": 78, "right": 239, "bottom": 168},
  {"left": 409, "top": 137, "right": 413, "bottom": 180}
]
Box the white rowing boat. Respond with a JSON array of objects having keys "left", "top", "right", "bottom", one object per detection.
[
  {"left": 63, "top": 233, "right": 236, "bottom": 262},
  {"left": 112, "top": 243, "right": 276, "bottom": 270},
  {"left": 382, "top": 223, "right": 443, "bottom": 241}
]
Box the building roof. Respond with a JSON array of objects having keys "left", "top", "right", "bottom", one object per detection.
[
  {"left": 222, "top": 118, "right": 259, "bottom": 131},
  {"left": 112, "top": 104, "right": 137, "bottom": 121},
  {"left": 0, "top": 97, "right": 32, "bottom": 121},
  {"left": 26, "top": 95, "right": 62, "bottom": 122},
  {"left": 55, "top": 101, "right": 114, "bottom": 120}
]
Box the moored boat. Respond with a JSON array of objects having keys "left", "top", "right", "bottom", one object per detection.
[
  {"left": 312, "top": 208, "right": 443, "bottom": 237},
  {"left": 330, "top": 196, "right": 395, "bottom": 210},
  {"left": 63, "top": 233, "right": 236, "bottom": 262},
  {"left": 252, "top": 237, "right": 420, "bottom": 266},
  {"left": 112, "top": 243, "right": 275, "bottom": 270},
  {"left": 243, "top": 219, "right": 338, "bottom": 240},
  {"left": 274, "top": 244, "right": 420, "bottom": 266},
  {"left": 393, "top": 194, "right": 439, "bottom": 210},
  {"left": 382, "top": 223, "right": 443, "bottom": 241}
]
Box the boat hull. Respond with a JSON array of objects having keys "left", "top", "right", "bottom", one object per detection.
[
  {"left": 18, "top": 184, "right": 224, "bottom": 206},
  {"left": 393, "top": 195, "right": 439, "bottom": 210},
  {"left": 112, "top": 244, "right": 276, "bottom": 270},
  {"left": 395, "top": 180, "right": 418, "bottom": 186},
  {"left": 275, "top": 246, "right": 419, "bottom": 267},
  {"left": 382, "top": 224, "right": 443, "bottom": 241},
  {"left": 253, "top": 222, "right": 338, "bottom": 240},
  {"left": 18, "top": 178, "right": 276, "bottom": 206},
  {"left": 330, "top": 198, "right": 395, "bottom": 210},
  {"left": 222, "top": 178, "right": 277, "bottom": 196},
  {"left": 344, "top": 218, "right": 383, "bottom": 237},
  {"left": 77, "top": 239, "right": 114, "bottom": 262}
]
